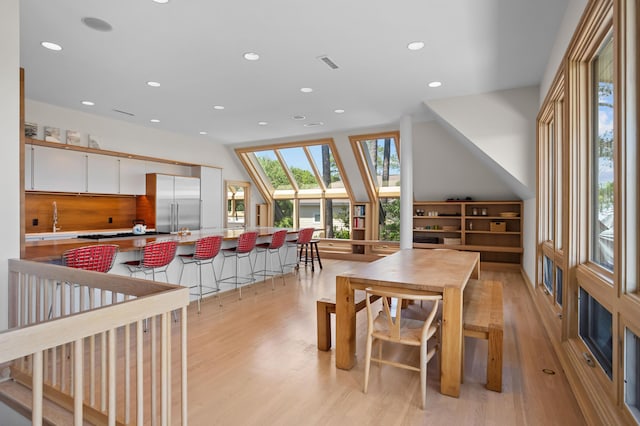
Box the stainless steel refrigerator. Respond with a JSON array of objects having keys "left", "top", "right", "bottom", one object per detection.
[{"left": 148, "top": 174, "right": 201, "bottom": 232}]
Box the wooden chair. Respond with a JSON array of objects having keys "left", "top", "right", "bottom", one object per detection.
[
  {"left": 363, "top": 287, "right": 442, "bottom": 410},
  {"left": 178, "top": 235, "right": 223, "bottom": 313},
  {"left": 253, "top": 229, "right": 288, "bottom": 289},
  {"left": 219, "top": 230, "right": 259, "bottom": 299}
]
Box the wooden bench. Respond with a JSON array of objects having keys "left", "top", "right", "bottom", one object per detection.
[
  {"left": 463, "top": 279, "right": 504, "bottom": 392},
  {"left": 316, "top": 293, "right": 381, "bottom": 351}
]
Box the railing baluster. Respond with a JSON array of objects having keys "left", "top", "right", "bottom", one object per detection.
[
  {"left": 74, "top": 339, "right": 83, "bottom": 426},
  {"left": 161, "top": 312, "right": 168, "bottom": 426},
  {"left": 32, "top": 350, "right": 43, "bottom": 426},
  {"left": 125, "top": 295, "right": 131, "bottom": 424},
  {"left": 108, "top": 328, "right": 116, "bottom": 426},
  {"left": 90, "top": 288, "right": 96, "bottom": 407},
  {"left": 182, "top": 306, "right": 188, "bottom": 426},
  {"left": 151, "top": 315, "right": 157, "bottom": 426},
  {"left": 101, "top": 289, "right": 107, "bottom": 411},
  {"left": 101, "top": 330, "right": 107, "bottom": 411},
  {"left": 137, "top": 319, "right": 144, "bottom": 426}
]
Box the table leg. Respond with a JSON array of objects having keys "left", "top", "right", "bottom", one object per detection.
[
  {"left": 441, "top": 286, "right": 462, "bottom": 397},
  {"left": 335, "top": 275, "right": 356, "bottom": 369}
]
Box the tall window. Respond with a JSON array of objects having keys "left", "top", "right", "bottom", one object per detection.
[
  {"left": 350, "top": 131, "right": 401, "bottom": 241},
  {"left": 538, "top": 76, "right": 565, "bottom": 312},
  {"left": 591, "top": 35, "right": 615, "bottom": 271},
  {"left": 235, "top": 139, "right": 351, "bottom": 238}
]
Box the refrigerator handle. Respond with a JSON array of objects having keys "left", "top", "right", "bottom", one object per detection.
[
  {"left": 170, "top": 203, "right": 174, "bottom": 232},
  {"left": 176, "top": 203, "right": 180, "bottom": 230}
]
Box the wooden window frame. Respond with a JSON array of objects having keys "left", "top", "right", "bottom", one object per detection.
[{"left": 235, "top": 138, "right": 353, "bottom": 233}]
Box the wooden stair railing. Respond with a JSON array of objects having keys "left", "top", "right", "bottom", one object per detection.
[{"left": 1, "top": 259, "right": 189, "bottom": 426}]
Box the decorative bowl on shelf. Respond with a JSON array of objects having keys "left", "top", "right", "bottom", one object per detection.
[{"left": 499, "top": 212, "right": 519, "bottom": 218}]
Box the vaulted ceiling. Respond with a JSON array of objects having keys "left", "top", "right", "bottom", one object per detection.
[{"left": 20, "top": 0, "right": 568, "bottom": 145}]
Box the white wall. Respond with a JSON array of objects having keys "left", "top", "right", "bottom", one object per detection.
[
  {"left": 411, "top": 120, "right": 517, "bottom": 200},
  {"left": 539, "top": 0, "right": 589, "bottom": 102},
  {"left": 26, "top": 100, "right": 246, "bottom": 178},
  {"left": 426, "top": 86, "right": 539, "bottom": 198},
  {"left": 0, "top": 0, "right": 20, "bottom": 331}
]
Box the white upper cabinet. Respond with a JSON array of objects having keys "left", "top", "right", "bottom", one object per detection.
[
  {"left": 119, "top": 158, "right": 146, "bottom": 195},
  {"left": 87, "top": 153, "right": 119, "bottom": 194},
  {"left": 32, "top": 145, "right": 87, "bottom": 192}
]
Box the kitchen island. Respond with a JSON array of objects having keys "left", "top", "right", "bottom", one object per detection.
[
  {"left": 24, "top": 228, "right": 299, "bottom": 294},
  {"left": 24, "top": 227, "right": 296, "bottom": 261}
]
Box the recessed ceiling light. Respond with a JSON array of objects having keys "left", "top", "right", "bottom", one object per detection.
[
  {"left": 150, "top": 119, "right": 160, "bottom": 123},
  {"left": 147, "top": 81, "right": 161, "bottom": 87},
  {"left": 300, "top": 87, "right": 313, "bottom": 93},
  {"left": 153, "top": 0, "right": 169, "bottom": 3},
  {"left": 199, "top": 131, "right": 208, "bottom": 135},
  {"left": 258, "top": 121, "right": 268, "bottom": 126},
  {"left": 334, "top": 109, "right": 345, "bottom": 114},
  {"left": 244, "top": 52, "right": 260, "bottom": 61},
  {"left": 292, "top": 115, "right": 306, "bottom": 120},
  {"left": 81, "top": 100, "right": 95, "bottom": 106},
  {"left": 304, "top": 122, "right": 324, "bottom": 127},
  {"left": 41, "top": 41, "right": 62, "bottom": 51},
  {"left": 428, "top": 81, "right": 442, "bottom": 88},
  {"left": 81, "top": 17, "right": 113, "bottom": 32},
  {"left": 213, "top": 105, "right": 225, "bottom": 110},
  {"left": 407, "top": 41, "right": 425, "bottom": 51}
]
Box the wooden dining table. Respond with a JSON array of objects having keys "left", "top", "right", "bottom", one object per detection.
[{"left": 335, "top": 248, "right": 480, "bottom": 398}]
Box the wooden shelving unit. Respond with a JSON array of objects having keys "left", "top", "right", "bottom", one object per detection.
[
  {"left": 413, "top": 200, "right": 523, "bottom": 268},
  {"left": 351, "top": 202, "right": 371, "bottom": 255}
]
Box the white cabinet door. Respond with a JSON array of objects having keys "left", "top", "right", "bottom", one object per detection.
[
  {"left": 119, "top": 158, "right": 147, "bottom": 195},
  {"left": 87, "top": 153, "right": 119, "bottom": 194},
  {"left": 25, "top": 144, "right": 33, "bottom": 190},
  {"left": 195, "top": 166, "right": 223, "bottom": 229},
  {"left": 32, "top": 145, "right": 87, "bottom": 192}
]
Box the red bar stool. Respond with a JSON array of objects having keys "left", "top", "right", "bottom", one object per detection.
[
  {"left": 52, "top": 244, "right": 119, "bottom": 318},
  {"left": 219, "top": 231, "right": 259, "bottom": 299},
  {"left": 123, "top": 240, "right": 178, "bottom": 282},
  {"left": 296, "top": 228, "right": 322, "bottom": 271},
  {"left": 178, "top": 235, "right": 223, "bottom": 313},
  {"left": 253, "top": 229, "right": 288, "bottom": 289},
  {"left": 63, "top": 244, "right": 119, "bottom": 272}
]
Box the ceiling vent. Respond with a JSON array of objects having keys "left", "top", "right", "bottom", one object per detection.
[
  {"left": 82, "top": 17, "right": 113, "bottom": 32},
  {"left": 113, "top": 109, "right": 135, "bottom": 117},
  {"left": 318, "top": 55, "right": 339, "bottom": 70}
]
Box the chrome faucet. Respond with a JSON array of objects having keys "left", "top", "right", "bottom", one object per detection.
[{"left": 52, "top": 201, "right": 61, "bottom": 232}]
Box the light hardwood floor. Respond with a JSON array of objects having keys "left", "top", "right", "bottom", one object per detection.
[{"left": 176, "top": 259, "right": 584, "bottom": 425}]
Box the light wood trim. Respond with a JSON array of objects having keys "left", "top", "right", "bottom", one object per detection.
[
  {"left": 20, "top": 68, "right": 26, "bottom": 259},
  {"left": 224, "top": 180, "right": 251, "bottom": 227},
  {"left": 234, "top": 138, "right": 353, "bottom": 228}
]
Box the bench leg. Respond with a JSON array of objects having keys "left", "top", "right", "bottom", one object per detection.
[
  {"left": 486, "top": 325, "right": 503, "bottom": 392},
  {"left": 317, "top": 301, "right": 332, "bottom": 351}
]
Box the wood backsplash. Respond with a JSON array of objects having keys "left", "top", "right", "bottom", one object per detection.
[{"left": 25, "top": 193, "right": 138, "bottom": 233}]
